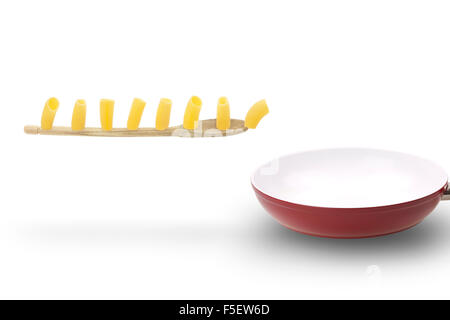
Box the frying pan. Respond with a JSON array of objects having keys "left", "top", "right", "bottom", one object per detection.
[{"left": 251, "top": 148, "right": 450, "bottom": 238}]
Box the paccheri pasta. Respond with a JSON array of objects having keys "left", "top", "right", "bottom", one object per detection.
[
  {"left": 245, "top": 99, "right": 269, "bottom": 129},
  {"left": 40, "top": 97, "right": 59, "bottom": 130},
  {"left": 71, "top": 99, "right": 87, "bottom": 131},
  {"left": 100, "top": 99, "right": 115, "bottom": 131},
  {"left": 155, "top": 98, "right": 172, "bottom": 131},
  {"left": 216, "top": 97, "right": 230, "bottom": 130},
  {"left": 183, "top": 96, "right": 202, "bottom": 130},
  {"left": 127, "top": 98, "right": 146, "bottom": 130}
]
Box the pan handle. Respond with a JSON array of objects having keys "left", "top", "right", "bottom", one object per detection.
[{"left": 442, "top": 184, "right": 450, "bottom": 201}]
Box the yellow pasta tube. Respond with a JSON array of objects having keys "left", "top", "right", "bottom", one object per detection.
[
  {"left": 41, "top": 97, "right": 59, "bottom": 130},
  {"left": 71, "top": 99, "right": 87, "bottom": 131},
  {"left": 216, "top": 96, "right": 230, "bottom": 130},
  {"left": 127, "top": 98, "right": 146, "bottom": 130},
  {"left": 155, "top": 98, "right": 172, "bottom": 130},
  {"left": 245, "top": 99, "right": 269, "bottom": 129},
  {"left": 183, "top": 96, "right": 202, "bottom": 130},
  {"left": 100, "top": 99, "right": 115, "bottom": 131}
]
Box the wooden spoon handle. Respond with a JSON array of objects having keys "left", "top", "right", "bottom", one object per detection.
[{"left": 24, "top": 119, "right": 247, "bottom": 138}]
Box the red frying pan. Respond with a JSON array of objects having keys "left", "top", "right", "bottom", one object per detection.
[{"left": 251, "top": 148, "right": 449, "bottom": 238}]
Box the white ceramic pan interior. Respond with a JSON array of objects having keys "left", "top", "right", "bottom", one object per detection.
[{"left": 252, "top": 148, "right": 448, "bottom": 208}]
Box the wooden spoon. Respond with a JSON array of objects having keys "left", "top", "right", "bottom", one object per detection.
[{"left": 24, "top": 119, "right": 247, "bottom": 138}]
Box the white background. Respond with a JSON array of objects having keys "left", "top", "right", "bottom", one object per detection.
[{"left": 0, "top": 0, "right": 450, "bottom": 299}]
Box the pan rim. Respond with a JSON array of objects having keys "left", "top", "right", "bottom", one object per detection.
[
  {"left": 251, "top": 147, "right": 448, "bottom": 209},
  {"left": 252, "top": 182, "right": 447, "bottom": 211}
]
